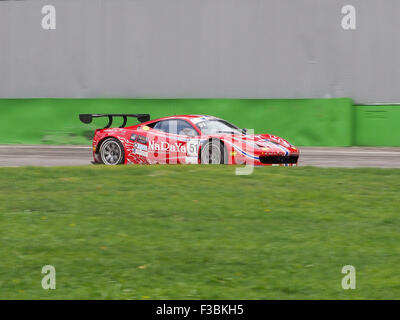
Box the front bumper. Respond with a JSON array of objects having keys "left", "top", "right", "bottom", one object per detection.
[{"left": 258, "top": 154, "right": 299, "bottom": 165}]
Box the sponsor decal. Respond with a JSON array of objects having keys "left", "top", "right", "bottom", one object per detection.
[
  {"left": 133, "top": 149, "right": 148, "bottom": 157},
  {"left": 137, "top": 135, "right": 148, "bottom": 144},
  {"left": 141, "top": 126, "right": 150, "bottom": 131},
  {"left": 187, "top": 140, "right": 200, "bottom": 156},
  {"left": 149, "top": 140, "right": 186, "bottom": 153},
  {"left": 185, "top": 156, "right": 198, "bottom": 164},
  {"left": 134, "top": 142, "right": 148, "bottom": 151}
]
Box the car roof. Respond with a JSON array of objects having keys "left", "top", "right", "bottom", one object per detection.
[
  {"left": 145, "top": 114, "right": 220, "bottom": 124},
  {"left": 125, "top": 114, "right": 219, "bottom": 129},
  {"left": 155, "top": 114, "right": 216, "bottom": 120}
]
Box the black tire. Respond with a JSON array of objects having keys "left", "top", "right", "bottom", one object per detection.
[
  {"left": 200, "top": 139, "right": 226, "bottom": 164},
  {"left": 99, "top": 137, "right": 125, "bottom": 165}
]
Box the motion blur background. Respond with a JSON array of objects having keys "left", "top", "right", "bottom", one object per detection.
[{"left": 0, "top": 0, "right": 399, "bottom": 146}]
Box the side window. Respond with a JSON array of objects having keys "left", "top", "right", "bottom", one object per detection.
[
  {"left": 153, "top": 120, "right": 198, "bottom": 136},
  {"left": 175, "top": 120, "right": 198, "bottom": 136},
  {"left": 153, "top": 120, "right": 169, "bottom": 133},
  {"left": 153, "top": 121, "right": 167, "bottom": 132}
]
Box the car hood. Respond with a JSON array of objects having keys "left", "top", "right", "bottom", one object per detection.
[{"left": 213, "top": 133, "right": 299, "bottom": 155}]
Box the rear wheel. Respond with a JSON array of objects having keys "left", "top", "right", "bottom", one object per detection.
[
  {"left": 99, "top": 138, "right": 125, "bottom": 165},
  {"left": 200, "top": 140, "right": 225, "bottom": 164}
]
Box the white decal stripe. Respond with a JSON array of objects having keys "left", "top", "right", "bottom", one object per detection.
[{"left": 232, "top": 144, "right": 259, "bottom": 160}]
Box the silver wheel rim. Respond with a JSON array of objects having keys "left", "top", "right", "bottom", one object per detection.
[
  {"left": 201, "top": 142, "right": 221, "bottom": 164},
  {"left": 101, "top": 140, "right": 122, "bottom": 165}
]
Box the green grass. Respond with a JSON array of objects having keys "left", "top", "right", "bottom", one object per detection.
[{"left": 0, "top": 165, "right": 400, "bottom": 299}]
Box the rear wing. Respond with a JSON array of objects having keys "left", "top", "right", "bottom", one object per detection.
[{"left": 79, "top": 114, "right": 150, "bottom": 129}]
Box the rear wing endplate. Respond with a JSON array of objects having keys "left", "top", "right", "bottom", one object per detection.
[{"left": 79, "top": 114, "right": 150, "bottom": 129}]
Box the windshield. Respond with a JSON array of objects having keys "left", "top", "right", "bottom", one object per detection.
[{"left": 196, "top": 119, "right": 243, "bottom": 135}]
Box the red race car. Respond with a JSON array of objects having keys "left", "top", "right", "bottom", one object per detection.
[{"left": 79, "top": 113, "right": 299, "bottom": 166}]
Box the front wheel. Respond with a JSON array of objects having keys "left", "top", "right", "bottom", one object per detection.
[
  {"left": 99, "top": 138, "right": 125, "bottom": 165},
  {"left": 200, "top": 140, "right": 225, "bottom": 164}
]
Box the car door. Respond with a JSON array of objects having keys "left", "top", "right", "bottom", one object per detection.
[
  {"left": 146, "top": 120, "right": 170, "bottom": 164},
  {"left": 154, "top": 119, "right": 185, "bottom": 164},
  {"left": 175, "top": 120, "right": 201, "bottom": 164},
  {"left": 166, "top": 119, "right": 198, "bottom": 164},
  {"left": 147, "top": 119, "right": 200, "bottom": 164}
]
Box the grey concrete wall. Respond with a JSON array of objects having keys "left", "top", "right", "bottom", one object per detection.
[{"left": 0, "top": 0, "right": 399, "bottom": 103}]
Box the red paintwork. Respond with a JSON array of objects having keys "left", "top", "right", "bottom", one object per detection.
[{"left": 91, "top": 114, "right": 300, "bottom": 166}]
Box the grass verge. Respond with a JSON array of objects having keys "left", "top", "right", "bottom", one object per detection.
[{"left": 0, "top": 165, "right": 399, "bottom": 299}]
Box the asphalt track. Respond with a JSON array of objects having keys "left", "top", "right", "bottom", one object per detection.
[{"left": 0, "top": 145, "right": 399, "bottom": 168}]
